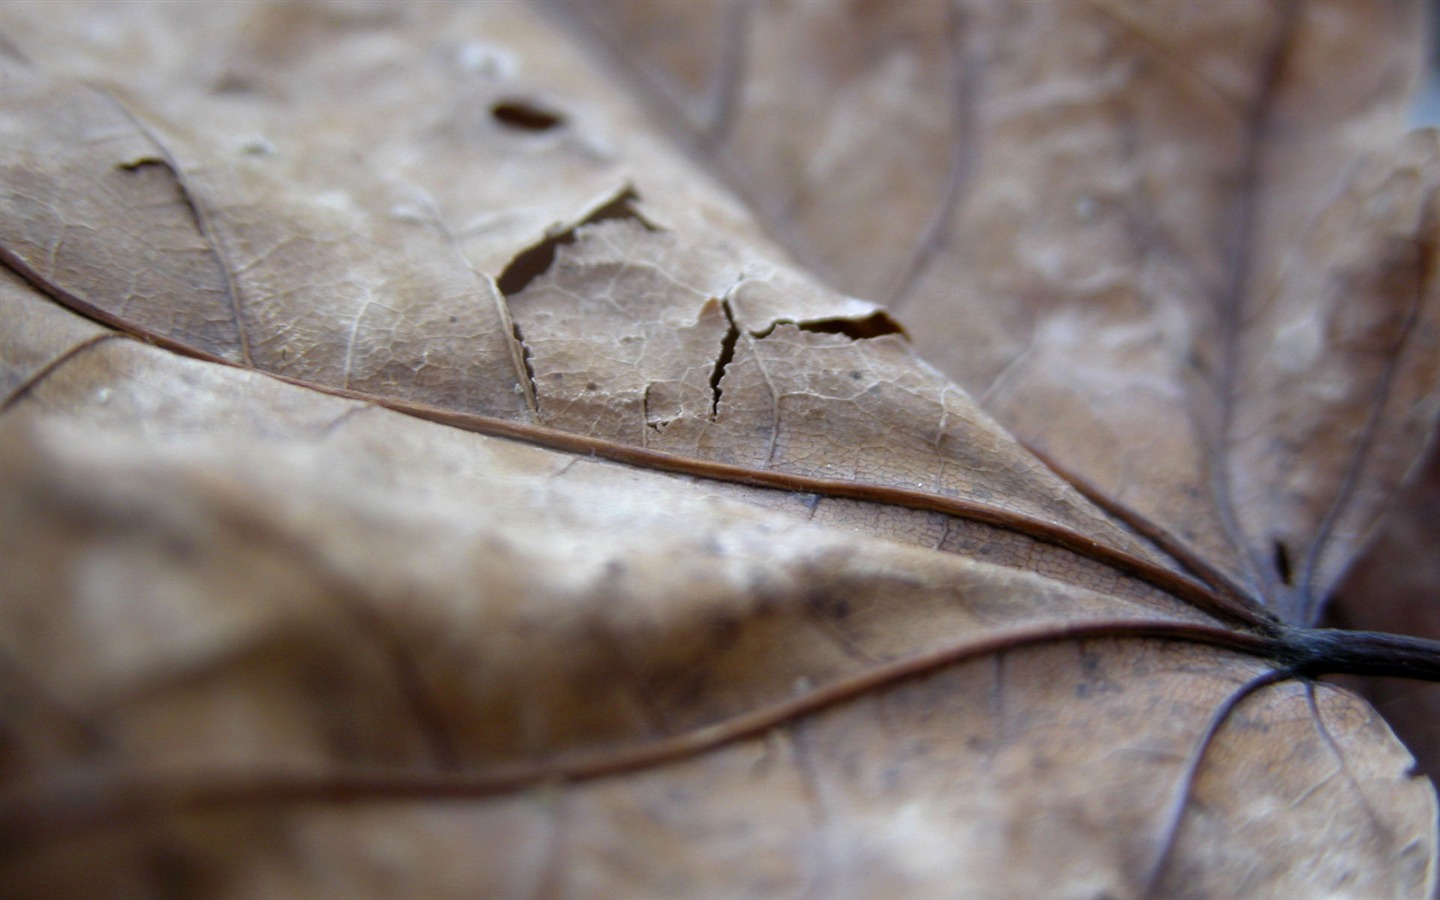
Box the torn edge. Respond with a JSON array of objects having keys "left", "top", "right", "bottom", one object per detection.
[
  {"left": 747, "top": 309, "right": 906, "bottom": 342},
  {"left": 480, "top": 271, "right": 538, "bottom": 417},
  {"left": 495, "top": 182, "right": 660, "bottom": 297},
  {"left": 489, "top": 183, "right": 660, "bottom": 417}
]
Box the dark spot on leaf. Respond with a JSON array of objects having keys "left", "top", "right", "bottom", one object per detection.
[
  {"left": 1273, "top": 539, "right": 1293, "bottom": 586},
  {"left": 490, "top": 98, "right": 565, "bottom": 132},
  {"left": 116, "top": 157, "right": 167, "bottom": 173}
]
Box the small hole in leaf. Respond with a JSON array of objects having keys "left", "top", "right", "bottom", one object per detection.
[
  {"left": 491, "top": 99, "right": 565, "bottom": 132},
  {"left": 1272, "top": 540, "right": 1293, "bottom": 586}
]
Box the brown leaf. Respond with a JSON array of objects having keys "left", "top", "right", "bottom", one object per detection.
[
  {"left": 574, "top": 0, "right": 1440, "bottom": 619},
  {"left": 1, "top": 2, "right": 1438, "bottom": 898}
]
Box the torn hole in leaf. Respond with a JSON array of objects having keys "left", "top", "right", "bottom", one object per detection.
[
  {"left": 490, "top": 98, "right": 566, "bottom": 132},
  {"left": 495, "top": 188, "right": 658, "bottom": 296},
  {"left": 750, "top": 310, "right": 907, "bottom": 341},
  {"left": 796, "top": 311, "right": 906, "bottom": 340}
]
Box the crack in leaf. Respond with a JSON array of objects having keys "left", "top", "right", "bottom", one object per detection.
[
  {"left": 708, "top": 298, "right": 740, "bottom": 419},
  {"left": 508, "top": 313, "right": 539, "bottom": 415}
]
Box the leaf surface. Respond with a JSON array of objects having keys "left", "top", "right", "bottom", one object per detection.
[
  {"left": 571, "top": 0, "right": 1440, "bottom": 621},
  {"left": 1, "top": 2, "right": 1437, "bottom": 897}
]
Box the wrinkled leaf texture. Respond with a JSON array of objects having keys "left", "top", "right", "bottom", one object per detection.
[
  {"left": 567, "top": 0, "right": 1440, "bottom": 789},
  {"left": 0, "top": 1, "right": 1438, "bottom": 898}
]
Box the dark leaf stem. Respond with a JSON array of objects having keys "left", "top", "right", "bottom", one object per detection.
[{"left": 1281, "top": 626, "right": 1440, "bottom": 682}]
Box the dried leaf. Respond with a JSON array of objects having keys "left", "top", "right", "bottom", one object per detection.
[
  {"left": 575, "top": 0, "right": 1440, "bottom": 618},
  {"left": 1, "top": 2, "right": 1438, "bottom": 898}
]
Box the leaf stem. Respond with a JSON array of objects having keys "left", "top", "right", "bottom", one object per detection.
[{"left": 1280, "top": 626, "right": 1440, "bottom": 681}]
